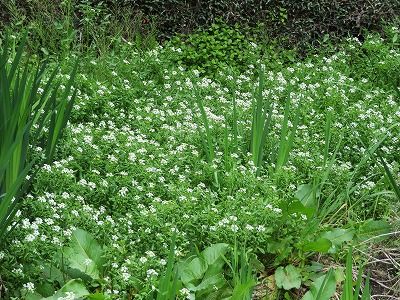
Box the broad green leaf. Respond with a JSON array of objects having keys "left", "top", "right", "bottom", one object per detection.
[
  {"left": 63, "top": 229, "right": 103, "bottom": 280},
  {"left": 231, "top": 279, "right": 256, "bottom": 300},
  {"left": 41, "top": 264, "right": 66, "bottom": 285},
  {"left": 295, "top": 184, "right": 320, "bottom": 209},
  {"left": 35, "top": 282, "right": 56, "bottom": 297},
  {"left": 43, "top": 279, "right": 89, "bottom": 300},
  {"left": 24, "top": 292, "right": 43, "bottom": 300},
  {"left": 321, "top": 229, "right": 354, "bottom": 253},
  {"left": 202, "top": 243, "right": 229, "bottom": 266},
  {"left": 180, "top": 257, "right": 208, "bottom": 284},
  {"left": 356, "top": 220, "right": 392, "bottom": 242},
  {"left": 87, "top": 293, "right": 111, "bottom": 300},
  {"left": 275, "top": 265, "right": 301, "bottom": 290},
  {"left": 288, "top": 200, "right": 315, "bottom": 219},
  {"left": 302, "top": 269, "right": 336, "bottom": 300},
  {"left": 302, "top": 238, "right": 332, "bottom": 253},
  {"left": 191, "top": 273, "right": 225, "bottom": 293}
]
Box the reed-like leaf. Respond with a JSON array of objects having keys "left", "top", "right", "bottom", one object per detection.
[
  {"left": 250, "top": 64, "right": 273, "bottom": 175},
  {"left": 379, "top": 154, "right": 400, "bottom": 200},
  {"left": 0, "top": 33, "right": 77, "bottom": 246}
]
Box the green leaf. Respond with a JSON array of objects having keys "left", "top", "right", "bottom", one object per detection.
[
  {"left": 43, "top": 279, "right": 89, "bottom": 300},
  {"left": 295, "top": 184, "right": 320, "bottom": 209},
  {"left": 231, "top": 279, "right": 257, "bottom": 300},
  {"left": 302, "top": 269, "right": 337, "bottom": 300},
  {"left": 63, "top": 229, "right": 103, "bottom": 280},
  {"left": 190, "top": 274, "right": 225, "bottom": 293},
  {"left": 379, "top": 155, "right": 400, "bottom": 200},
  {"left": 87, "top": 293, "right": 110, "bottom": 300},
  {"left": 24, "top": 292, "right": 43, "bottom": 300},
  {"left": 302, "top": 238, "right": 332, "bottom": 253},
  {"left": 360, "top": 273, "right": 371, "bottom": 300},
  {"left": 35, "top": 282, "right": 55, "bottom": 297},
  {"left": 180, "top": 257, "right": 208, "bottom": 284},
  {"left": 288, "top": 200, "right": 315, "bottom": 219},
  {"left": 321, "top": 229, "right": 354, "bottom": 253},
  {"left": 392, "top": 33, "right": 398, "bottom": 44},
  {"left": 41, "top": 264, "right": 66, "bottom": 285},
  {"left": 202, "top": 243, "right": 229, "bottom": 266},
  {"left": 356, "top": 220, "right": 392, "bottom": 242},
  {"left": 275, "top": 265, "right": 302, "bottom": 290}
]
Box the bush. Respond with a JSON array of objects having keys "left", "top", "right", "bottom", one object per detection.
[
  {"left": 113, "top": 0, "right": 400, "bottom": 46},
  {"left": 169, "top": 22, "right": 259, "bottom": 75},
  {"left": 1, "top": 0, "right": 399, "bottom": 50}
]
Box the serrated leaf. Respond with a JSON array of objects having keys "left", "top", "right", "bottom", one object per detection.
[{"left": 275, "top": 265, "right": 301, "bottom": 290}]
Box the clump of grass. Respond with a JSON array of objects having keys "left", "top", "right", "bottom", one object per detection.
[
  {"left": 251, "top": 64, "right": 301, "bottom": 175},
  {"left": 250, "top": 64, "right": 273, "bottom": 175},
  {"left": 0, "top": 32, "right": 77, "bottom": 244},
  {"left": 341, "top": 247, "right": 371, "bottom": 300}
]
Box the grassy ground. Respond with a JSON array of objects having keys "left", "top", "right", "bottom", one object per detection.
[{"left": 0, "top": 24, "right": 399, "bottom": 299}]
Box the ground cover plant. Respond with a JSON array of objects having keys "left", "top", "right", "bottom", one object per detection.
[{"left": 0, "top": 17, "right": 399, "bottom": 300}]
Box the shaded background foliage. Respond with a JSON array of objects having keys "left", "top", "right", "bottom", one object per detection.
[
  {"left": 1, "top": 0, "right": 399, "bottom": 48},
  {"left": 117, "top": 0, "right": 400, "bottom": 43}
]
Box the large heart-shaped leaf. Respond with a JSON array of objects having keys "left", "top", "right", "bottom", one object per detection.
[
  {"left": 63, "top": 229, "right": 104, "bottom": 280},
  {"left": 275, "top": 265, "right": 301, "bottom": 290}
]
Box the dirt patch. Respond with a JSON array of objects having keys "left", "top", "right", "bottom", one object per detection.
[{"left": 365, "top": 246, "right": 400, "bottom": 299}]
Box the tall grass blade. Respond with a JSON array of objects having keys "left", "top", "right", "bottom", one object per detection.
[
  {"left": 46, "top": 60, "right": 78, "bottom": 161},
  {"left": 379, "top": 155, "right": 400, "bottom": 200},
  {"left": 157, "top": 234, "right": 179, "bottom": 300},
  {"left": 324, "top": 110, "right": 332, "bottom": 166},
  {"left": 360, "top": 273, "right": 371, "bottom": 300},
  {"left": 275, "top": 96, "right": 301, "bottom": 172},
  {"left": 342, "top": 247, "right": 353, "bottom": 300}
]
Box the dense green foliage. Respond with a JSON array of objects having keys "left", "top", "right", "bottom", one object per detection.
[
  {"left": 1, "top": 1, "right": 400, "bottom": 298},
  {"left": 0, "top": 24, "right": 399, "bottom": 298},
  {"left": 117, "top": 0, "right": 400, "bottom": 45},
  {"left": 169, "top": 22, "right": 259, "bottom": 75},
  {"left": 1, "top": 0, "right": 399, "bottom": 51}
]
